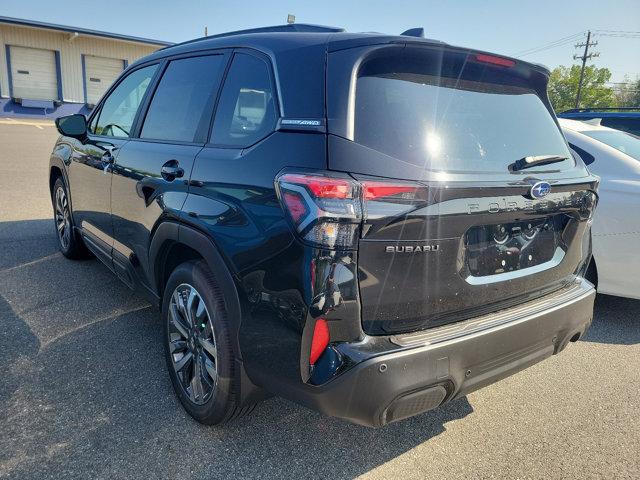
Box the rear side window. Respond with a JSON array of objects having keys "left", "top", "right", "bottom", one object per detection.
[
  {"left": 211, "top": 53, "right": 277, "bottom": 147},
  {"left": 93, "top": 64, "right": 157, "bottom": 137},
  {"left": 568, "top": 142, "right": 595, "bottom": 166},
  {"left": 141, "top": 55, "right": 225, "bottom": 143},
  {"left": 354, "top": 51, "right": 574, "bottom": 174}
]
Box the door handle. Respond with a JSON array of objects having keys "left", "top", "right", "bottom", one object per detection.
[{"left": 161, "top": 160, "right": 184, "bottom": 181}]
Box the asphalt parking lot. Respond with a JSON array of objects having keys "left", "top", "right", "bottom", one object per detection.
[{"left": 0, "top": 119, "right": 639, "bottom": 480}]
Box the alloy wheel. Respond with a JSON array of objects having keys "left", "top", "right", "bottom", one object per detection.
[
  {"left": 55, "top": 186, "right": 71, "bottom": 250},
  {"left": 168, "top": 283, "right": 218, "bottom": 405}
]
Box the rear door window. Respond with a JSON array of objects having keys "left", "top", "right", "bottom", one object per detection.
[
  {"left": 354, "top": 52, "right": 574, "bottom": 174},
  {"left": 211, "top": 53, "right": 277, "bottom": 147},
  {"left": 140, "top": 55, "right": 225, "bottom": 143}
]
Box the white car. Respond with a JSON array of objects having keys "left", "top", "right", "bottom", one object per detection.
[{"left": 560, "top": 118, "right": 640, "bottom": 299}]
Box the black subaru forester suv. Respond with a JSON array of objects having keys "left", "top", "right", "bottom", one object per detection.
[{"left": 49, "top": 24, "right": 598, "bottom": 427}]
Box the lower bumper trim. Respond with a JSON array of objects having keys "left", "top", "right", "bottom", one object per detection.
[{"left": 285, "top": 279, "right": 595, "bottom": 427}]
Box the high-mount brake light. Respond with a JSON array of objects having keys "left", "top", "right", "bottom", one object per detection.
[{"left": 473, "top": 53, "right": 515, "bottom": 68}]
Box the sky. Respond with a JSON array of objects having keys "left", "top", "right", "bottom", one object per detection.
[{"left": 2, "top": 0, "right": 639, "bottom": 83}]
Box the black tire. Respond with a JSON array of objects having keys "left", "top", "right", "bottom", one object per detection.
[
  {"left": 162, "top": 260, "right": 245, "bottom": 425},
  {"left": 51, "top": 177, "right": 91, "bottom": 259}
]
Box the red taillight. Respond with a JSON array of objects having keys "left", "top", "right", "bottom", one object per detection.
[
  {"left": 473, "top": 53, "right": 515, "bottom": 68},
  {"left": 279, "top": 174, "right": 354, "bottom": 199},
  {"left": 362, "top": 181, "right": 417, "bottom": 200},
  {"left": 276, "top": 172, "right": 429, "bottom": 247},
  {"left": 276, "top": 172, "right": 361, "bottom": 249},
  {"left": 309, "top": 319, "right": 330, "bottom": 365},
  {"left": 282, "top": 191, "right": 307, "bottom": 222}
]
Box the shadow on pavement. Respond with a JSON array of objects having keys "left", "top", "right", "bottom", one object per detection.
[
  {"left": 0, "top": 219, "right": 473, "bottom": 479},
  {"left": 3, "top": 218, "right": 640, "bottom": 477},
  {"left": 581, "top": 294, "right": 640, "bottom": 345},
  {"left": 0, "top": 295, "right": 40, "bottom": 406}
]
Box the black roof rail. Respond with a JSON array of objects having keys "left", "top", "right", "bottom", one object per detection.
[
  {"left": 562, "top": 107, "right": 640, "bottom": 113},
  {"left": 158, "top": 24, "right": 345, "bottom": 51},
  {"left": 401, "top": 27, "right": 425, "bottom": 38}
]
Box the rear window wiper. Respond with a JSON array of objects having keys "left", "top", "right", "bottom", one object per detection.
[{"left": 511, "top": 155, "right": 568, "bottom": 172}]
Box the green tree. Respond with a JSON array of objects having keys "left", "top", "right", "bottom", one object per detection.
[
  {"left": 613, "top": 76, "right": 640, "bottom": 107},
  {"left": 548, "top": 65, "right": 617, "bottom": 112}
]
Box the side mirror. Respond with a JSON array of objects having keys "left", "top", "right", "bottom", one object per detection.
[{"left": 55, "top": 114, "right": 87, "bottom": 138}]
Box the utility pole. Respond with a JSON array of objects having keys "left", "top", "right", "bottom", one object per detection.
[{"left": 573, "top": 31, "right": 599, "bottom": 108}]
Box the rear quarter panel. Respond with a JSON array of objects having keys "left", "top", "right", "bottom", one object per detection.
[{"left": 178, "top": 131, "right": 335, "bottom": 388}]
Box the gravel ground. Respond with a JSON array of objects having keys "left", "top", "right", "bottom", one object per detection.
[{"left": 0, "top": 121, "right": 638, "bottom": 479}]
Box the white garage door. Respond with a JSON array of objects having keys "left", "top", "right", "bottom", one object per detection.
[
  {"left": 10, "top": 46, "right": 58, "bottom": 100},
  {"left": 85, "top": 56, "right": 124, "bottom": 105}
]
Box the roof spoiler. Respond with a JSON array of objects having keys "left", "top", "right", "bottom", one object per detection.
[
  {"left": 401, "top": 27, "right": 425, "bottom": 38},
  {"left": 562, "top": 107, "right": 640, "bottom": 113}
]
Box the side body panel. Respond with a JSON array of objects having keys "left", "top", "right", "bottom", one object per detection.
[
  {"left": 565, "top": 128, "right": 640, "bottom": 299},
  {"left": 63, "top": 134, "right": 127, "bottom": 262},
  {"left": 180, "top": 132, "right": 333, "bottom": 389},
  {"left": 110, "top": 139, "right": 200, "bottom": 289}
]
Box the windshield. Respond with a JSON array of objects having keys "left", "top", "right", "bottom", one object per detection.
[
  {"left": 354, "top": 57, "right": 574, "bottom": 174},
  {"left": 582, "top": 129, "right": 640, "bottom": 161}
]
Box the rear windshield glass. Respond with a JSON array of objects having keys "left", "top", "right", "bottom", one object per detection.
[
  {"left": 354, "top": 52, "right": 574, "bottom": 174},
  {"left": 582, "top": 129, "right": 640, "bottom": 161}
]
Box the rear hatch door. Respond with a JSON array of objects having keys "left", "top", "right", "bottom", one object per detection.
[{"left": 327, "top": 42, "right": 598, "bottom": 335}]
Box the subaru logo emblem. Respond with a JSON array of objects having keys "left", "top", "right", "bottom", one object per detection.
[{"left": 530, "top": 181, "right": 551, "bottom": 199}]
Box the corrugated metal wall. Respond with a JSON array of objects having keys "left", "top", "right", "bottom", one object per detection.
[{"left": 0, "top": 24, "right": 160, "bottom": 102}]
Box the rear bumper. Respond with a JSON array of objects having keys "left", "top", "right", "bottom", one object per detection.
[{"left": 296, "top": 279, "right": 595, "bottom": 427}]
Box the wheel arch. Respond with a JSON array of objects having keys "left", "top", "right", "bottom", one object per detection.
[
  {"left": 49, "top": 165, "right": 63, "bottom": 191},
  {"left": 49, "top": 157, "right": 68, "bottom": 193},
  {"left": 149, "top": 222, "right": 265, "bottom": 406},
  {"left": 49, "top": 159, "right": 78, "bottom": 225},
  {"left": 149, "top": 222, "right": 242, "bottom": 351}
]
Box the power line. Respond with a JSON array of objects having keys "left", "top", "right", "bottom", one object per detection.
[
  {"left": 512, "top": 32, "right": 585, "bottom": 57},
  {"left": 593, "top": 29, "right": 640, "bottom": 34},
  {"left": 513, "top": 33, "right": 585, "bottom": 57},
  {"left": 512, "top": 29, "right": 640, "bottom": 59},
  {"left": 516, "top": 38, "right": 582, "bottom": 57},
  {"left": 596, "top": 33, "right": 640, "bottom": 38}
]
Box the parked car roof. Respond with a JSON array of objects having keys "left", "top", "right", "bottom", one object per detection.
[
  {"left": 559, "top": 118, "right": 612, "bottom": 132},
  {"left": 558, "top": 108, "right": 640, "bottom": 136},
  {"left": 560, "top": 107, "right": 640, "bottom": 116}
]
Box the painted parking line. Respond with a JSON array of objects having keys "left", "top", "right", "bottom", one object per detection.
[{"left": 0, "top": 118, "right": 55, "bottom": 130}]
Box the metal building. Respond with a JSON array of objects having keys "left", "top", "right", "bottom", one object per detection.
[{"left": 0, "top": 16, "right": 171, "bottom": 110}]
